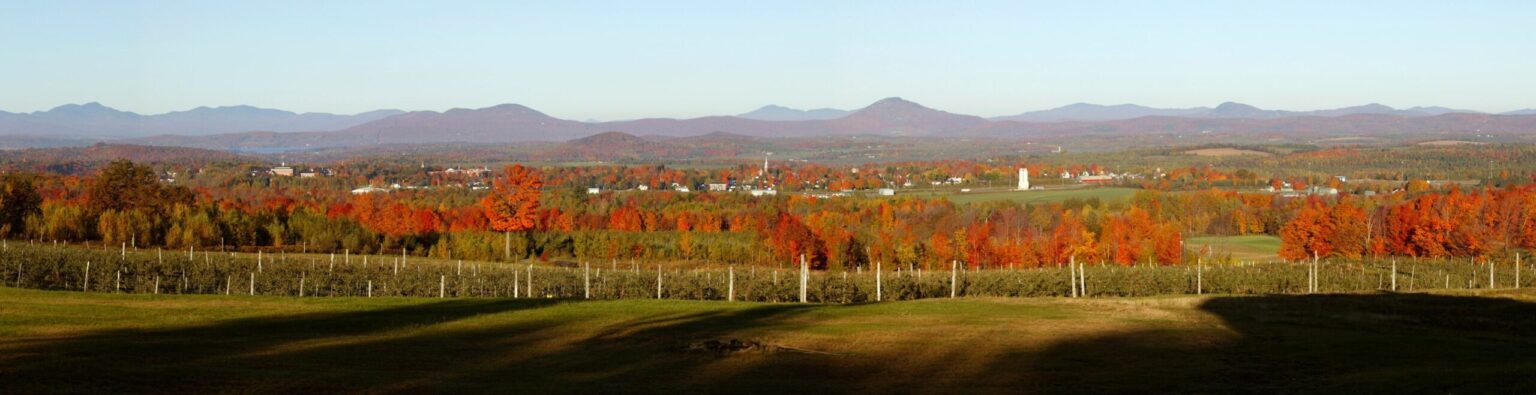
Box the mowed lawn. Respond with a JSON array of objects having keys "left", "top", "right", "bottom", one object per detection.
[
  {"left": 1187, "top": 235, "right": 1284, "bottom": 261},
  {"left": 1, "top": 287, "right": 1534, "bottom": 394}
]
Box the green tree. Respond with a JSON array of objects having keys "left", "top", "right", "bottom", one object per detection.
[
  {"left": 86, "top": 160, "right": 193, "bottom": 217},
  {"left": 0, "top": 172, "right": 41, "bottom": 237}
]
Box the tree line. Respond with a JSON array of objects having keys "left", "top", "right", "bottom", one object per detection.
[{"left": 2, "top": 160, "right": 1530, "bottom": 270}]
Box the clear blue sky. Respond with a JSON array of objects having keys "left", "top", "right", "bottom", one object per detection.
[{"left": 2, "top": 0, "right": 1533, "bottom": 119}]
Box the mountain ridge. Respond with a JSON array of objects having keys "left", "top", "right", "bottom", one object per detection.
[
  {"left": 737, "top": 105, "right": 849, "bottom": 121},
  {"left": 0, "top": 103, "right": 404, "bottom": 137},
  {"left": 7, "top": 99, "right": 1535, "bottom": 151}
]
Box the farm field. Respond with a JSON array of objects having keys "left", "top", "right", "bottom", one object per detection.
[
  {"left": 1184, "top": 147, "right": 1273, "bottom": 157},
  {"left": 1187, "top": 235, "right": 1284, "bottom": 261},
  {"left": 910, "top": 186, "right": 1140, "bottom": 206},
  {"left": 1, "top": 287, "right": 1533, "bottom": 393}
]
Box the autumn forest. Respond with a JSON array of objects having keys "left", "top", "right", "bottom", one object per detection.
[{"left": 2, "top": 142, "right": 1534, "bottom": 273}]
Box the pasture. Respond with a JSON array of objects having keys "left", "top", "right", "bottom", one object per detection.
[
  {"left": 1187, "top": 235, "right": 1283, "bottom": 261},
  {"left": 1, "top": 287, "right": 1533, "bottom": 393}
]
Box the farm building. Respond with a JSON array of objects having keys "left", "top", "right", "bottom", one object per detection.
[
  {"left": 350, "top": 186, "right": 390, "bottom": 195},
  {"left": 1080, "top": 175, "right": 1114, "bottom": 184}
]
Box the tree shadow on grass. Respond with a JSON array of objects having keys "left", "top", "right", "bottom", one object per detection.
[
  {"left": 2, "top": 293, "right": 1534, "bottom": 394},
  {"left": 0, "top": 295, "right": 831, "bottom": 394},
  {"left": 0, "top": 297, "right": 569, "bottom": 393},
  {"left": 1013, "top": 293, "right": 1536, "bottom": 394}
]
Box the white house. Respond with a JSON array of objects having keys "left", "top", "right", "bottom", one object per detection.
[
  {"left": 878, "top": 188, "right": 895, "bottom": 196},
  {"left": 586, "top": 187, "right": 601, "bottom": 195},
  {"left": 1017, "top": 168, "right": 1030, "bottom": 191}
]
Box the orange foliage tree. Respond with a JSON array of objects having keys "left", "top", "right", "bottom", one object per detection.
[{"left": 481, "top": 164, "right": 544, "bottom": 232}]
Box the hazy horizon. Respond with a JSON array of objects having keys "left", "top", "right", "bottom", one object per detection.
[{"left": 3, "top": 0, "right": 1533, "bottom": 119}]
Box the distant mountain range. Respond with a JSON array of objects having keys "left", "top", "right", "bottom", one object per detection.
[
  {"left": 737, "top": 105, "right": 850, "bottom": 121},
  {"left": 3, "top": 99, "right": 1535, "bottom": 151},
  {"left": 0, "top": 103, "right": 402, "bottom": 138},
  {"left": 994, "top": 102, "right": 1486, "bottom": 122}
]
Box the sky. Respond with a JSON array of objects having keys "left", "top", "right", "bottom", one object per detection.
[{"left": 2, "top": 0, "right": 1534, "bottom": 120}]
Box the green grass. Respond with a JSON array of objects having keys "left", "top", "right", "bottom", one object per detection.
[
  {"left": 908, "top": 186, "right": 1140, "bottom": 205},
  {"left": 1187, "top": 235, "right": 1284, "bottom": 261},
  {"left": 2, "top": 286, "right": 1533, "bottom": 393}
]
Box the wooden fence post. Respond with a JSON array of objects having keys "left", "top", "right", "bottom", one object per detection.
[
  {"left": 799, "top": 255, "right": 808, "bottom": 303},
  {"left": 1196, "top": 258, "right": 1203, "bottom": 295},
  {"left": 656, "top": 265, "right": 663, "bottom": 299},
  {"left": 526, "top": 264, "right": 533, "bottom": 298},
  {"left": 249, "top": 272, "right": 255, "bottom": 296},
  {"left": 1517, "top": 253, "right": 1522, "bottom": 289},
  {"left": 367, "top": 280, "right": 373, "bottom": 298},
  {"left": 950, "top": 260, "right": 957, "bottom": 299},
  {"left": 299, "top": 272, "right": 306, "bottom": 297},
  {"left": 439, "top": 275, "right": 445, "bottom": 298},
  {"left": 1489, "top": 258, "right": 1495, "bottom": 289},
  {"left": 83, "top": 261, "right": 90, "bottom": 292},
  {"left": 728, "top": 266, "right": 735, "bottom": 302},
  {"left": 1391, "top": 260, "right": 1397, "bottom": 292},
  {"left": 115, "top": 270, "right": 121, "bottom": 293},
  {"left": 584, "top": 262, "right": 591, "bottom": 299},
  {"left": 1079, "top": 260, "right": 1087, "bottom": 297},
  {"left": 1069, "top": 256, "right": 1077, "bottom": 298},
  {"left": 876, "top": 260, "right": 883, "bottom": 302},
  {"left": 1310, "top": 252, "right": 1319, "bottom": 294}
]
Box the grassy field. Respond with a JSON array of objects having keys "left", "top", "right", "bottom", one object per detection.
[
  {"left": 2, "top": 287, "right": 1533, "bottom": 393},
  {"left": 909, "top": 186, "right": 1140, "bottom": 206},
  {"left": 1187, "top": 235, "right": 1284, "bottom": 261}
]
